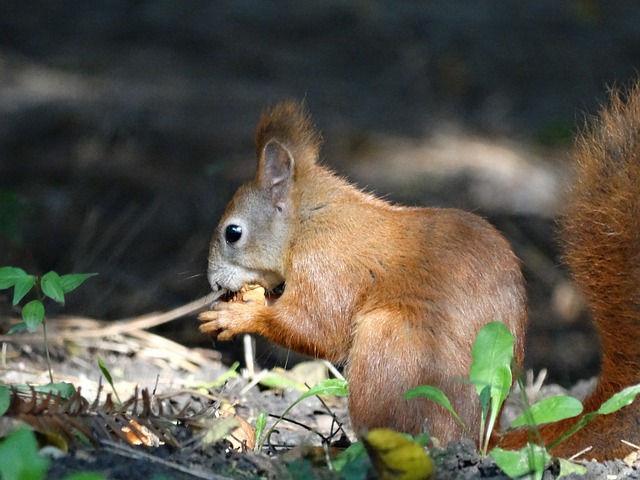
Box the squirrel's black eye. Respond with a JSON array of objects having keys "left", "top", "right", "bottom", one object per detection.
[{"left": 225, "top": 224, "right": 242, "bottom": 244}]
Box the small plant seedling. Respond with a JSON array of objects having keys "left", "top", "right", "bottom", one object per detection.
[
  {"left": 489, "top": 382, "right": 640, "bottom": 477},
  {"left": 256, "top": 378, "right": 348, "bottom": 449},
  {"left": 97, "top": 357, "right": 123, "bottom": 404},
  {"left": 405, "top": 321, "right": 514, "bottom": 455},
  {"left": 546, "top": 383, "right": 640, "bottom": 450},
  {"left": 468, "top": 322, "right": 514, "bottom": 453},
  {"left": 403, "top": 320, "right": 640, "bottom": 477},
  {"left": 0, "top": 266, "right": 96, "bottom": 382},
  {"left": 253, "top": 412, "right": 267, "bottom": 452}
]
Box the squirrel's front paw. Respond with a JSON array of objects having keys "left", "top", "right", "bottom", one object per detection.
[{"left": 198, "top": 301, "right": 259, "bottom": 341}]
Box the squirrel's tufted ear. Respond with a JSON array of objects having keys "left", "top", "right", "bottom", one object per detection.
[
  {"left": 258, "top": 139, "right": 294, "bottom": 211},
  {"left": 254, "top": 101, "right": 321, "bottom": 168}
]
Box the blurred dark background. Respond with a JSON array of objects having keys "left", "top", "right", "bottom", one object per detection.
[{"left": 1, "top": 0, "right": 640, "bottom": 386}]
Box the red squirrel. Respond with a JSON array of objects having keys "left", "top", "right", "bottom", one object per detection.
[{"left": 200, "top": 84, "right": 640, "bottom": 460}]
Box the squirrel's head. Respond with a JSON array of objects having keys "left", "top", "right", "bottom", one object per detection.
[{"left": 207, "top": 101, "right": 319, "bottom": 296}]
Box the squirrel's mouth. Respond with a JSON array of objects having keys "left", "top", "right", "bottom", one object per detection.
[{"left": 221, "top": 282, "right": 285, "bottom": 306}]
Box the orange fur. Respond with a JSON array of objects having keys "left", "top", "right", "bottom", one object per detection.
[
  {"left": 201, "top": 87, "right": 640, "bottom": 459},
  {"left": 201, "top": 101, "right": 525, "bottom": 443}
]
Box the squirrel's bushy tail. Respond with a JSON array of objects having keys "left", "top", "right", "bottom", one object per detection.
[
  {"left": 554, "top": 83, "right": 640, "bottom": 458},
  {"left": 561, "top": 84, "right": 640, "bottom": 399},
  {"left": 501, "top": 83, "right": 640, "bottom": 460},
  {"left": 561, "top": 84, "right": 640, "bottom": 402}
]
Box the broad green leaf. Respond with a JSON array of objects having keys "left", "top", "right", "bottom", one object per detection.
[
  {"left": 298, "top": 378, "right": 349, "bottom": 401},
  {"left": 7, "top": 322, "right": 28, "bottom": 334},
  {"left": 490, "top": 444, "right": 550, "bottom": 480},
  {"left": 510, "top": 395, "right": 583, "bottom": 428},
  {"left": 0, "top": 266, "right": 28, "bottom": 289},
  {"left": 0, "top": 428, "right": 50, "bottom": 480},
  {"left": 493, "top": 364, "right": 513, "bottom": 397},
  {"left": 11, "top": 382, "right": 76, "bottom": 399},
  {"left": 12, "top": 274, "right": 35, "bottom": 305},
  {"left": 597, "top": 384, "right": 640, "bottom": 415},
  {"left": 41, "top": 271, "right": 65, "bottom": 304},
  {"left": 469, "top": 321, "right": 514, "bottom": 399},
  {"left": 21, "top": 300, "right": 44, "bottom": 331},
  {"left": 0, "top": 385, "right": 10, "bottom": 416},
  {"left": 332, "top": 441, "right": 368, "bottom": 473},
  {"left": 404, "top": 384, "right": 465, "bottom": 428},
  {"left": 59, "top": 273, "right": 97, "bottom": 294},
  {"left": 557, "top": 458, "right": 587, "bottom": 478},
  {"left": 470, "top": 322, "right": 514, "bottom": 453},
  {"left": 31, "top": 382, "right": 76, "bottom": 399}
]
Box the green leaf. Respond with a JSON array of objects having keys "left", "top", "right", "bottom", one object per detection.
[
  {"left": 404, "top": 384, "right": 466, "bottom": 429},
  {"left": 98, "top": 357, "right": 122, "bottom": 404},
  {"left": 7, "top": 322, "right": 28, "bottom": 334},
  {"left": 470, "top": 322, "right": 515, "bottom": 452},
  {"left": 491, "top": 444, "right": 550, "bottom": 480},
  {"left": 557, "top": 458, "right": 587, "bottom": 478},
  {"left": 41, "top": 271, "right": 65, "bottom": 304},
  {"left": 97, "top": 357, "right": 114, "bottom": 386},
  {"left": 597, "top": 384, "right": 640, "bottom": 415},
  {"left": 0, "top": 266, "right": 28, "bottom": 289},
  {"left": 12, "top": 274, "right": 35, "bottom": 305},
  {"left": 254, "top": 412, "right": 267, "bottom": 451},
  {"left": 332, "top": 441, "right": 368, "bottom": 474},
  {"left": 192, "top": 362, "right": 240, "bottom": 389},
  {"left": 478, "top": 384, "right": 491, "bottom": 419},
  {"left": 258, "top": 372, "right": 307, "bottom": 391},
  {"left": 22, "top": 300, "right": 45, "bottom": 332},
  {"left": 469, "top": 321, "right": 514, "bottom": 399},
  {"left": 98, "top": 357, "right": 113, "bottom": 387},
  {"left": 10, "top": 383, "right": 76, "bottom": 401},
  {"left": 0, "top": 385, "right": 10, "bottom": 416},
  {"left": 0, "top": 428, "right": 50, "bottom": 480},
  {"left": 510, "top": 395, "right": 583, "bottom": 428},
  {"left": 59, "top": 273, "right": 97, "bottom": 294},
  {"left": 298, "top": 378, "right": 349, "bottom": 401},
  {"left": 31, "top": 382, "right": 76, "bottom": 399}
]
